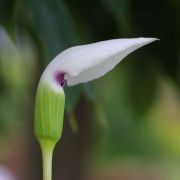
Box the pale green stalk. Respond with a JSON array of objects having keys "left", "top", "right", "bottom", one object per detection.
[{"left": 40, "top": 140, "right": 55, "bottom": 180}]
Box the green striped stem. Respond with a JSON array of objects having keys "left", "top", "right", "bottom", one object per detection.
[{"left": 35, "top": 83, "right": 65, "bottom": 180}]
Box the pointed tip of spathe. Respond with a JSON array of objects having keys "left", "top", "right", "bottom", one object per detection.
[
  {"left": 103, "top": 37, "right": 159, "bottom": 49},
  {"left": 139, "top": 37, "right": 160, "bottom": 43},
  {"left": 128, "top": 37, "right": 159, "bottom": 48}
]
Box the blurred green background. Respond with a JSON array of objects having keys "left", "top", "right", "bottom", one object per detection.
[{"left": 0, "top": 0, "right": 180, "bottom": 180}]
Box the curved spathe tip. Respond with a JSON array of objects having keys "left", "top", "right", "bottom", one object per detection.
[{"left": 40, "top": 37, "right": 158, "bottom": 90}]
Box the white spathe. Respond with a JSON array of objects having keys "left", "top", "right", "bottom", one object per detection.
[{"left": 41, "top": 37, "right": 158, "bottom": 90}]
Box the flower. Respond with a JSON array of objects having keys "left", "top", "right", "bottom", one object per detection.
[
  {"left": 35, "top": 37, "right": 158, "bottom": 140},
  {"left": 34, "top": 37, "right": 158, "bottom": 180},
  {"left": 39, "top": 37, "right": 158, "bottom": 92}
]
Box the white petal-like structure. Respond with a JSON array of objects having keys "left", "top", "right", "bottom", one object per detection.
[{"left": 41, "top": 38, "right": 158, "bottom": 89}]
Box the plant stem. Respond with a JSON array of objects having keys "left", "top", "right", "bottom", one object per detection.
[{"left": 40, "top": 140, "right": 55, "bottom": 180}]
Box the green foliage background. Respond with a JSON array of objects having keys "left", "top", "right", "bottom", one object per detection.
[{"left": 0, "top": 0, "right": 180, "bottom": 179}]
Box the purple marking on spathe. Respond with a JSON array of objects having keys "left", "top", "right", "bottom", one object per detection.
[{"left": 55, "top": 71, "right": 67, "bottom": 87}]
